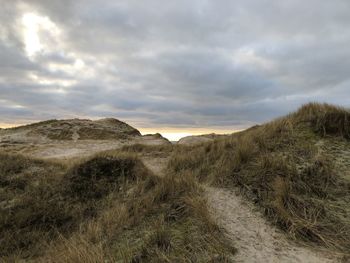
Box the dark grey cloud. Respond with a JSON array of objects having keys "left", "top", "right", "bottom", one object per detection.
[{"left": 1, "top": 0, "right": 350, "bottom": 131}]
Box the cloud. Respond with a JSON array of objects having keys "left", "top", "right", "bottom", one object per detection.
[{"left": 0, "top": 0, "right": 350, "bottom": 130}]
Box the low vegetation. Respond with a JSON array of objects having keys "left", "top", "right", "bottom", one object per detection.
[
  {"left": 77, "top": 127, "right": 129, "bottom": 140},
  {"left": 1, "top": 118, "right": 141, "bottom": 141},
  {"left": 293, "top": 102, "right": 350, "bottom": 139},
  {"left": 121, "top": 143, "right": 174, "bottom": 157},
  {"left": 2, "top": 119, "right": 59, "bottom": 131},
  {"left": 0, "top": 151, "right": 234, "bottom": 262},
  {"left": 168, "top": 103, "right": 350, "bottom": 253}
]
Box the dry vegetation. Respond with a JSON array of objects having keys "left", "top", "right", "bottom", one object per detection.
[
  {"left": 77, "top": 127, "right": 127, "bottom": 140},
  {"left": 1, "top": 102, "right": 349, "bottom": 261},
  {"left": 167, "top": 103, "right": 350, "bottom": 255},
  {"left": 0, "top": 151, "right": 234, "bottom": 262},
  {"left": 4, "top": 120, "right": 59, "bottom": 131},
  {"left": 121, "top": 143, "right": 174, "bottom": 157},
  {"left": 1, "top": 118, "right": 141, "bottom": 142}
]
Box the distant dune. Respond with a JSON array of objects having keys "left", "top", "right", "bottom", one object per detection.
[
  {"left": 178, "top": 133, "right": 227, "bottom": 145},
  {"left": 0, "top": 118, "right": 170, "bottom": 159}
]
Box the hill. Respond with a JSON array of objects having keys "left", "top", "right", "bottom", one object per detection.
[
  {"left": 0, "top": 118, "right": 170, "bottom": 159},
  {"left": 168, "top": 103, "right": 350, "bottom": 257},
  {"left": 178, "top": 133, "right": 227, "bottom": 145},
  {"left": 0, "top": 118, "right": 140, "bottom": 142}
]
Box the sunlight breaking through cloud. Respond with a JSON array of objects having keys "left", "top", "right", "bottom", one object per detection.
[{"left": 22, "top": 13, "right": 60, "bottom": 58}]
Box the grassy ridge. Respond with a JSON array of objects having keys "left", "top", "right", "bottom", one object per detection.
[
  {"left": 0, "top": 152, "right": 235, "bottom": 262},
  {"left": 168, "top": 103, "right": 350, "bottom": 253}
]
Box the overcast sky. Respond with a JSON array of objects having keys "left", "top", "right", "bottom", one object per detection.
[{"left": 1, "top": 1, "right": 350, "bottom": 135}]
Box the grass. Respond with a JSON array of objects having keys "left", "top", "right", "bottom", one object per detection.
[
  {"left": 121, "top": 143, "right": 174, "bottom": 157},
  {"left": 167, "top": 102, "right": 350, "bottom": 254},
  {"left": 0, "top": 153, "right": 68, "bottom": 258},
  {"left": 77, "top": 127, "right": 127, "bottom": 140},
  {"left": 293, "top": 102, "right": 350, "bottom": 138},
  {"left": 47, "top": 129, "right": 74, "bottom": 140},
  {"left": 2, "top": 118, "right": 141, "bottom": 141},
  {"left": 3, "top": 119, "right": 59, "bottom": 131},
  {"left": 0, "top": 151, "right": 235, "bottom": 262}
]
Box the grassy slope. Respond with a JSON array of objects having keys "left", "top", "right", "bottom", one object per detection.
[
  {"left": 0, "top": 151, "right": 234, "bottom": 262},
  {"left": 168, "top": 103, "right": 350, "bottom": 254}
]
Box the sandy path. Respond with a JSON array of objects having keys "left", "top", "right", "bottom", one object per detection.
[
  {"left": 136, "top": 157, "right": 336, "bottom": 262},
  {"left": 206, "top": 187, "right": 337, "bottom": 263}
]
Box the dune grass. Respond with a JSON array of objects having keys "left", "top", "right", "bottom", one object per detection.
[
  {"left": 167, "top": 103, "right": 350, "bottom": 253},
  {"left": 77, "top": 128, "right": 126, "bottom": 140},
  {"left": 3, "top": 119, "right": 59, "bottom": 131},
  {"left": 0, "top": 151, "right": 235, "bottom": 262},
  {"left": 293, "top": 102, "right": 350, "bottom": 139},
  {"left": 120, "top": 143, "right": 174, "bottom": 158}
]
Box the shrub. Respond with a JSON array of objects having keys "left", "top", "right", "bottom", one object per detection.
[{"left": 65, "top": 154, "right": 143, "bottom": 200}]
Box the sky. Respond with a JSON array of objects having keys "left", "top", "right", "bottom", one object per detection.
[{"left": 1, "top": 1, "right": 350, "bottom": 140}]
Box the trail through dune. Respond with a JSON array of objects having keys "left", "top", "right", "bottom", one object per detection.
[
  {"left": 206, "top": 187, "right": 336, "bottom": 263},
  {"left": 141, "top": 156, "right": 336, "bottom": 262}
]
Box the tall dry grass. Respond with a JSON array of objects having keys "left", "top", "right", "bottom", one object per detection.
[
  {"left": 167, "top": 103, "right": 350, "bottom": 253},
  {"left": 0, "top": 151, "right": 235, "bottom": 262}
]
